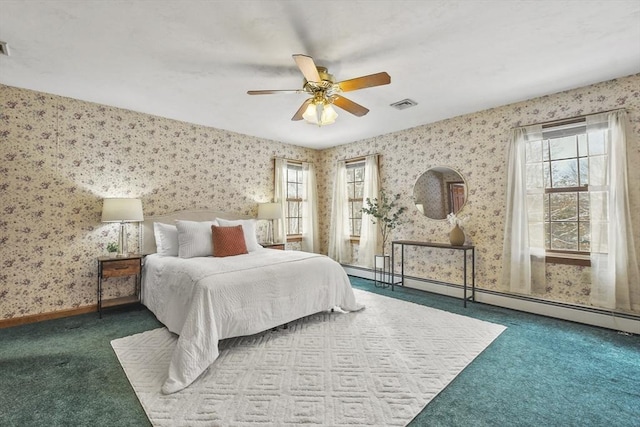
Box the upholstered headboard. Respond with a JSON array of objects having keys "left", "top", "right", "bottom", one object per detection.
[{"left": 139, "top": 209, "right": 252, "bottom": 255}]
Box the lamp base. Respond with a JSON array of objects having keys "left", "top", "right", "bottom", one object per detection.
[
  {"left": 266, "top": 220, "right": 275, "bottom": 245},
  {"left": 118, "top": 222, "right": 129, "bottom": 257}
]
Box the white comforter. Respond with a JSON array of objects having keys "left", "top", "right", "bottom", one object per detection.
[{"left": 142, "top": 249, "right": 364, "bottom": 394}]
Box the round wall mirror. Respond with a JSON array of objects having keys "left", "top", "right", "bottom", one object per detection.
[{"left": 413, "top": 166, "right": 467, "bottom": 220}]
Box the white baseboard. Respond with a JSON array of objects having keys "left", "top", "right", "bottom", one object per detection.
[{"left": 343, "top": 265, "right": 640, "bottom": 335}]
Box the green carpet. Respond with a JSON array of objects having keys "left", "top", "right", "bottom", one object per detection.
[{"left": 1, "top": 278, "right": 638, "bottom": 426}]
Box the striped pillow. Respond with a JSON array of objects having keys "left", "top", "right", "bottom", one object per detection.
[
  {"left": 176, "top": 220, "right": 218, "bottom": 258},
  {"left": 211, "top": 225, "right": 248, "bottom": 257}
]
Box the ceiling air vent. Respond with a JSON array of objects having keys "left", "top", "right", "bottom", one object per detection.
[
  {"left": 390, "top": 98, "right": 418, "bottom": 110},
  {"left": 0, "top": 41, "right": 9, "bottom": 56}
]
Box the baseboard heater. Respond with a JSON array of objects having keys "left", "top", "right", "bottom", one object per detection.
[{"left": 343, "top": 264, "right": 639, "bottom": 335}]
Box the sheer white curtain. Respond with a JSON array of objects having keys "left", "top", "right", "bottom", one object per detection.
[
  {"left": 328, "top": 160, "right": 351, "bottom": 263},
  {"left": 301, "top": 162, "right": 319, "bottom": 253},
  {"left": 588, "top": 111, "right": 640, "bottom": 311},
  {"left": 357, "top": 155, "right": 380, "bottom": 267},
  {"left": 501, "top": 125, "right": 545, "bottom": 295},
  {"left": 273, "top": 158, "right": 287, "bottom": 243}
]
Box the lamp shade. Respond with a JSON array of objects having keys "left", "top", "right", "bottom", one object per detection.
[
  {"left": 302, "top": 102, "right": 338, "bottom": 126},
  {"left": 101, "top": 198, "right": 144, "bottom": 222},
  {"left": 257, "top": 202, "right": 283, "bottom": 220}
]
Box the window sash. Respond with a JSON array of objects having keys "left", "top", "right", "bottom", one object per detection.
[
  {"left": 526, "top": 122, "right": 608, "bottom": 255},
  {"left": 285, "top": 164, "right": 303, "bottom": 236},
  {"left": 346, "top": 161, "right": 365, "bottom": 237}
]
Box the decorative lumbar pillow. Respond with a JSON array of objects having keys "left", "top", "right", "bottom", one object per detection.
[
  {"left": 153, "top": 222, "right": 179, "bottom": 256},
  {"left": 211, "top": 225, "right": 248, "bottom": 257},
  {"left": 175, "top": 220, "right": 218, "bottom": 258},
  {"left": 216, "top": 218, "right": 260, "bottom": 252}
]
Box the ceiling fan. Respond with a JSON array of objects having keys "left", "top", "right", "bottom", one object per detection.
[{"left": 247, "top": 54, "right": 391, "bottom": 126}]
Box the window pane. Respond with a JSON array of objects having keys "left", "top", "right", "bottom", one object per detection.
[
  {"left": 544, "top": 223, "right": 551, "bottom": 248},
  {"left": 526, "top": 163, "right": 544, "bottom": 189},
  {"left": 543, "top": 162, "right": 551, "bottom": 188},
  {"left": 550, "top": 193, "right": 577, "bottom": 221},
  {"left": 287, "top": 182, "right": 296, "bottom": 197},
  {"left": 354, "top": 182, "right": 364, "bottom": 198},
  {"left": 579, "top": 157, "right": 588, "bottom": 186},
  {"left": 578, "top": 134, "right": 588, "bottom": 157},
  {"left": 550, "top": 159, "right": 579, "bottom": 187},
  {"left": 354, "top": 219, "right": 362, "bottom": 236},
  {"left": 353, "top": 201, "right": 363, "bottom": 218},
  {"left": 588, "top": 130, "right": 606, "bottom": 155},
  {"left": 579, "top": 222, "right": 590, "bottom": 252},
  {"left": 527, "top": 194, "right": 545, "bottom": 222},
  {"left": 526, "top": 139, "right": 543, "bottom": 162},
  {"left": 346, "top": 168, "right": 355, "bottom": 181},
  {"left": 578, "top": 193, "right": 589, "bottom": 220},
  {"left": 354, "top": 166, "right": 364, "bottom": 181},
  {"left": 347, "top": 182, "right": 355, "bottom": 199},
  {"left": 297, "top": 183, "right": 303, "bottom": 199},
  {"left": 589, "top": 191, "right": 608, "bottom": 221},
  {"left": 542, "top": 139, "right": 550, "bottom": 161},
  {"left": 549, "top": 136, "right": 577, "bottom": 160},
  {"left": 550, "top": 222, "right": 578, "bottom": 250},
  {"left": 589, "top": 155, "right": 606, "bottom": 186},
  {"left": 288, "top": 218, "right": 299, "bottom": 235}
]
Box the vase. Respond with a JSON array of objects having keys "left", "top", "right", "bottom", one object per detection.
[{"left": 449, "top": 224, "right": 465, "bottom": 246}]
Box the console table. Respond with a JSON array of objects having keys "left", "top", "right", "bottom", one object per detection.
[{"left": 391, "top": 240, "right": 475, "bottom": 307}]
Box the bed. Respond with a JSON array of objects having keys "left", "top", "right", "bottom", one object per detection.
[{"left": 139, "top": 209, "right": 364, "bottom": 394}]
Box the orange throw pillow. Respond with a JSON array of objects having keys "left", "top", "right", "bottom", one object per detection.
[{"left": 211, "top": 225, "right": 248, "bottom": 257}]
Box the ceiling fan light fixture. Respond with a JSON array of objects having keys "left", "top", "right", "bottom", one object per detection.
[{"left": 302, "top": 100, "right": 338, "bottom": 126}]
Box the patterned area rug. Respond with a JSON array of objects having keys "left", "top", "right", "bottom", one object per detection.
[{"left": 111, "top": 289, "right": 506, "bottom": 426}]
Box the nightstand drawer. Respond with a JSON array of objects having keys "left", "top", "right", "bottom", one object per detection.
[{"left": 102, "top": 259, "right": 140, "bottom": 278}]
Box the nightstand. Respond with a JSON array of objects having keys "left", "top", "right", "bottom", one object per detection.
[
  {"left": 97, "top": 254, "right": 142, "bottom": 318},
  {"left": 260, "top": 242, "right": 285, "bottom": 250}
]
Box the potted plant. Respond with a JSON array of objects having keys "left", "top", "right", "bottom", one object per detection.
[
  {"left": 361, "top": 190, "right": 406, "bottom": 255},
  {"left": 107, "top": 242, "right": 119, "bottom": 258}
]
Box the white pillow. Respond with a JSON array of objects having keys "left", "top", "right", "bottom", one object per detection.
[
  {"left": 175, "top": 220, "right": 218, "bottom": 258},
  {"left": 153, "top": 222, "right": 179, "bottom": 256},
  {"left": 216, "top": 218, "right": 260, "bottom": 252}
]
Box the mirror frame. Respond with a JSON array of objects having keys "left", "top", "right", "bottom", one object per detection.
[{"left": 413, "top": 166, "right": 467, "bottom": 220}]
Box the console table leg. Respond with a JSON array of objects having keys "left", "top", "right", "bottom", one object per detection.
[{"left": 463, "top": 252, "right": 468, "bottom": 308}]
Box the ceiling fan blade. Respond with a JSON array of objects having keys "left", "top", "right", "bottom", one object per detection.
[
  {"left": 247, "top": 89, "right": 304, "bottom": 95},
  {"left": 338, "top": 72, "right": 391, "bottom": 92},
  {"left": 292, "top": 98, "right": 313, "bottom": 121},
  {"left": 333, "top": 95, "right": 369, "bottom": 117},
  {"left": 292, "top": 54, "right": 321, "bottom": 83}
]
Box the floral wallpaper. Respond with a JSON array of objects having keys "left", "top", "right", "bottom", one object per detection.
[
  {"left": 0, "top": 84, "right": 316, "bottom": 319},
  {"left": 1, "top": 73, "right": 639, "bottom": 321},
  {"left": 317, "top": 74, "right": 640, "bottom": 314}
]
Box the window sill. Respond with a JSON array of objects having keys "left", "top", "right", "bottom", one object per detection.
[
  {"left": 286, "top": 235, "right": 302, "bottom": 243},
  {"left": 545, "top": 253, "right": 591, "bottom": 267}
]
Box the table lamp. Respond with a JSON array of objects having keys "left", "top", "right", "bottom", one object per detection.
[
  {"left": 257, "top": 202, "right": 283, "bottom": 244},
  {"left": 101, "top": 198, "right": 143, "bottom": 256}
]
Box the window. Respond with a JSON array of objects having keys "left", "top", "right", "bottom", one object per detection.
[
  {"left": 285, "top": 163, "right": 303, "bottom": 236},
  {"left": 526, "top": 120, "right": 607, "bottom": 255},
  {"left": 346, "top": 161, "right": 365, "bottom": 237},
  {"left": 504, "top": 110, "right": 638, "bottom": 307}
]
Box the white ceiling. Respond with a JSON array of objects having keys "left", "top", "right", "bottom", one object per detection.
[{"left": 1, "top": 1, "right": 639, "bottom": 149}]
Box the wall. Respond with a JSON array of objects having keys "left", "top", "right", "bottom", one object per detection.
[
  {"left": 317, "top": 74, "right": 640, "bottom": 314},
  {"left": 2, "top": 74, "right": 639, "bottom": 321},
  {"left": 0, "top": 84, "right": 316, "bottom": 319}
]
